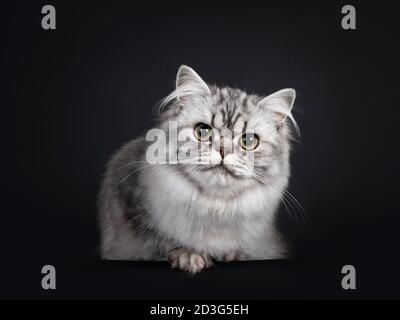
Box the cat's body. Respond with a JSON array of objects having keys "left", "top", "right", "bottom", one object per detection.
[{"left": 98, "top": 66, "right": 298, "bottom": 273}]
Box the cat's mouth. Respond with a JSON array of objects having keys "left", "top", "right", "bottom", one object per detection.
[{"left": 200, "top": 163, "right": 235, "bottom": 176}]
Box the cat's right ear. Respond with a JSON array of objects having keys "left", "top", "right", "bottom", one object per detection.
[
  {"left": 175, "top": 65, "right": 211, "bottom": 101},
  {"left": 158, "top": 65, "right": 210, "bottom": 113}
]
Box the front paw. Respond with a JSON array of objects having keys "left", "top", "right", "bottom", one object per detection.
[
  {"left": 215, "top": 251, "right": 245, "bottom": 262},
  {"left": 221, "top": 252, "right": 242, "bottom": 262},
  {"left": 167, "top": 248, "right": 213, "bottom": 274}
]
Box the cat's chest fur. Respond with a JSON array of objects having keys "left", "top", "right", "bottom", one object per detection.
[{"left": 141, "top": 165, "right": 281, "bottom": 257}]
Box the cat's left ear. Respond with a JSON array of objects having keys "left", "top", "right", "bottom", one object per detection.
[{"left": 257, "top": 88, "right": 296, "bottom": 130}]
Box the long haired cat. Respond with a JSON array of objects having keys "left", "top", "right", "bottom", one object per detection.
[{"left": 98, "top": 65, "right": 299, "bottom": 273}]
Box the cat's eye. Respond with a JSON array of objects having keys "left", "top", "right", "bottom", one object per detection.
[
  {"left": 240, "top": 132, "right": 259, "bottom": 150},
  {"left": 194, "top": 123, "right": 213, "bottom": 142}
]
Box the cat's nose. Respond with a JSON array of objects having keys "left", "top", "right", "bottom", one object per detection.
[
  {"left": 220, "top": 144, "right": 225, "bottom": 158},
  {"left": 219, "top": 137, "right": 232, "bottom": 159}
]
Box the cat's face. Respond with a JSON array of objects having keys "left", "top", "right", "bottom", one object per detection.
[{"left": 157, "top": 66, "right": 297, "bottom": 195}]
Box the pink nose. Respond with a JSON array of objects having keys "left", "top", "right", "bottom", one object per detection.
[
  {"left": 219, "top": 137, "right": 232, "bottom": 159},
  {"left": 220, "top": 143, "right": 225, "bottom": 158}
]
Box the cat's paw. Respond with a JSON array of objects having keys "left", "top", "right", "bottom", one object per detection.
[
  {"left": 220, "top": 252, "right": 242, "bottom": 262},
  {"left": 167, "top": 248, "right": 213, "bottom": 274}
]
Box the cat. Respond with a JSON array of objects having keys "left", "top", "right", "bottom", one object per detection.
[{"left": 98, "top": 65, "right": 299, "bottom": 273}]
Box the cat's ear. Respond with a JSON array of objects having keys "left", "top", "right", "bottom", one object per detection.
[
  {"left": 175, "top": 65, "right": 211, "bottom": 100},
  {"left": 257, "top": 88, "right": 298, "bottom": 132},
  {"left": 158, "top": 66, "right": 211, "bottom": 112}
]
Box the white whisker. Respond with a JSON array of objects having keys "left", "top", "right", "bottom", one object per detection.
[
  {"left": 252, "top": 169, "right": 308, "bottom": 230},
  {"left": 115, "top": 164, "right": 153, "bottom": 187}
]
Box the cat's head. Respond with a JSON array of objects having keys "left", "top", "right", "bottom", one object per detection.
[{"left": 152, "top": 65, "right": 298, "bottom": 196}]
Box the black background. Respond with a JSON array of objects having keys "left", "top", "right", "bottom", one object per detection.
[{"left": 1, "top": 0, "right": 400, "bottom": 299}]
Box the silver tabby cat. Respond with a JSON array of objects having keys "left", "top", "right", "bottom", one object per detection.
[{"left": 98, "top": 65, "right": 298, "bottom": 273}]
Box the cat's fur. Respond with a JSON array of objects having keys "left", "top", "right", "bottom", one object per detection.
[{"left": 98, "top": 65, "right": 298, "bottom": 273}]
